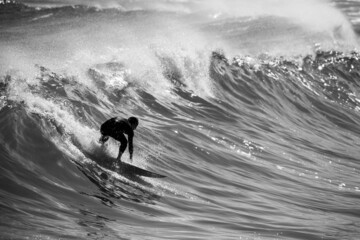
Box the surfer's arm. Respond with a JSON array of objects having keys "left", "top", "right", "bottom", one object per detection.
[{"left": 128, "top": 131, "right": 134, "bottom": 159}]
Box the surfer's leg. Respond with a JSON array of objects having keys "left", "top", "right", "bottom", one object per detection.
[{"left": 114, "top": 133, "right": 127, "bottom": 163}]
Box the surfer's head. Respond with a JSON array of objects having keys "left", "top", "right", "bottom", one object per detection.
[{"left": 128, "top": 116, "right": 139, "bottom": 130}]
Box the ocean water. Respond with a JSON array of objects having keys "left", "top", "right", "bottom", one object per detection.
[{"left": 1, "top": 0, "right": 360, "bottom": 239}]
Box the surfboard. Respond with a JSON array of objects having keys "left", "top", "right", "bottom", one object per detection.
[
  {"left": 77, "top": 147, "right": 166, "bottom": 179},
  {"left": 114, "top": 162, "right": 166, "bottom": 178}
]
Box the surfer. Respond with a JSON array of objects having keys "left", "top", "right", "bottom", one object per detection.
[{"left": 99, "top": 116, "right": 139, "bottom": 164}]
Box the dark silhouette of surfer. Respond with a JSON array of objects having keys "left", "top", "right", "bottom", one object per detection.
[{"left": 99, "top": 116, "right": 139, "bottom": 165}]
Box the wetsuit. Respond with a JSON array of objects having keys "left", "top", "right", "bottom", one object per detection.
[{"left": 100, "top": 117, "right": 134, "bottom": 156}]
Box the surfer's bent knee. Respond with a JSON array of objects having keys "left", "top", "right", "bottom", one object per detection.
[{"left": 118, "top": 135, "right": 127, "bottom": 152}]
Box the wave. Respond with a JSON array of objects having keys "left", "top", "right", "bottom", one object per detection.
[
  {"left": 2, "top": 46, "right": 360, "bottom": 239},
  {"left": 1, "top": 0, "right": 360, "bottom": 239}
]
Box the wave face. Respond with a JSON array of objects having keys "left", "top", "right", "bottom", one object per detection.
[{"left": 1, "top": 0, "right": 360, "bottom": 239}]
